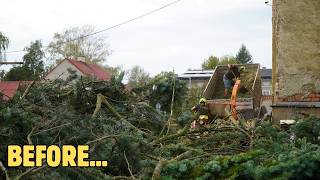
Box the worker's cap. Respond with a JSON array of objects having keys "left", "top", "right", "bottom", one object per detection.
[{"left": 199, "top": 98, "right": 207, "bottom": 104}]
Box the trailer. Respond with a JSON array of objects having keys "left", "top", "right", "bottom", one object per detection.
[{"left": 203, "top": 64, "right": 262, "bottom": 119}]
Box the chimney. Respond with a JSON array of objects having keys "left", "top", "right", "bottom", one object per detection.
[
  {"left": 77, "top": 57, "right": 86, "bottom": 62},
  {"left": 67, "top": 56, "right": 75, "bottom": 60}
]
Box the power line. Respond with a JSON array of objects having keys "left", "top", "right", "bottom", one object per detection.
[{"left": 5, "top": 0, "right": 183, "bottom": 54}]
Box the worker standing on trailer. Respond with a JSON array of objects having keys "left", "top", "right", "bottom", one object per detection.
[
  {"left": 191, "top": 98, "right": 210, "bottom": 128},
  {"left": 223, "top": 64, "right": 245, "bottom": 97}
]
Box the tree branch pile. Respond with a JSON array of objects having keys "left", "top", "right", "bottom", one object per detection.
[{"left": 1, "top": 77, "right": 320, "bottom": 179}]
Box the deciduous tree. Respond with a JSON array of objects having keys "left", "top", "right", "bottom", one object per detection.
[
  {"left": 202, "top": 55, "right": 238, "bottom": 70},
  {"left": 5, "top": 40, "right": 44, "bottom": 80},
  {"left": 0, "top": 32, "right": 9, "bottom": 61},
  {"left": 219, "top": 55, "right": 238, "bottom": 65},
  {"left": 47, "top": 25, "right": 111, "bottom": 64},
  {"left": 127, "top": 65, "right": 151, "bottom": 88},
  {"left": 202, "top": 56, "right": 219, "bottom": 70}
]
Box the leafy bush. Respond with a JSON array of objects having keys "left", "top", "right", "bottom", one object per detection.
[
  {"left": 292, "top": 116, "right": 320, "bottom": 144},
  {"left": 176, "top": 111, "right": 193, "bottom": 126}
]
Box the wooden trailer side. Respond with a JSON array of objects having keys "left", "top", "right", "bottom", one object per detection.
[{"left": 202, "top": 64, "right": 262, "bottom": 118}]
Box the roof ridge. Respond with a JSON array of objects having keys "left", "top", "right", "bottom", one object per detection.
[
  {"left": 69, "top": 59, "right": 94, "bottom": 76},
  {"left": 68, "top": 59, "right": 110, "bottom": 80},
  {"left": 84, "top": 61, "right": 99, "bottom": 78}
]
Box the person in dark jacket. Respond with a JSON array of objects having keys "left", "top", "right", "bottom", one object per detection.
[
  {"left": 223, "top": 64, "right": 244, "bottom": 97},
  {"left": 191, "top": 98, "right": 210, "bottom": 128}
]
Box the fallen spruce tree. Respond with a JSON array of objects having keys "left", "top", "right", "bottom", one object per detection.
[{"left": 0, "top": 77, "right": 320, "bottom": 180}]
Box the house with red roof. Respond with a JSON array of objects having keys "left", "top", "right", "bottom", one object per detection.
[
  {"left": 0, "top": 58, "right": 111, "bottom": 100},
  {"left": 0, "top": 81, "right": 32, "bottom": 100},
  {"left": 45, "top": 58, "right": 111, "bottom": 81}
]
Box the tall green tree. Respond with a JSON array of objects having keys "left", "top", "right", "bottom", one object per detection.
[
  {"left": 0, "top": 70, "right": 5, "bottom": 80},
  {"left": 5, "top": 40, "right": 44, "bottom": 80},
  {"left": 202, "top": 56, "right": 219, "bottom": 70},
  {"left": 148, "top": 71, "right": 187, "bottom": 113},
  {"left": 219, "top": 55, "right": 238, "bottom": 65},
  {"left": 202, "top": 55, "right": 238, "bottom": 70},
  {"left": 236, "top": 44, "right": 253, "bottom": 64},
  {"left": 0, "top": 32, "right": 9, "bottom": 61},
  {"left": 47, "top": 25, "right": 111, "bottom": 64},
  {"left": 127, "top": 65, "right": 151, "bottom": 88}
]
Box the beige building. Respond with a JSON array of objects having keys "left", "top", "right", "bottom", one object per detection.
[
  {"left": 272, "top": 0, "right": 320, "bottom": 123},
  {"left": 45, "top": 58, "right": 111, "bottom": 81},
  {"left": 178, "top": 70, "right": 214, "bottom": 89},
  {"left": 273, "top": 0, "right": 320, "bottom": 97}
]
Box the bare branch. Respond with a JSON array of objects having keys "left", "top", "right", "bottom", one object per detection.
[
  {"left": 32, "top": 123, "right": 71, "bottom": 136},
  {"left": 20, "top": 81, "right": 35, "bottom": 101},
  {"left": 124, "top": 151, "right": 135, "bottom": 179},
  {"left": 85, "top": 135, "right": 120, "bottom": 145},
  {"left": 27, "top": 127, "right": 36, "bottom": 145},
  {"left": 152, "top": 150, "right": 193, "bottom": 179},
  {"left": 14, "top": 165, "right": 47, "bottom": 180},
  {"left": 92, "top": 94, "right": 147, "bottom": 135},
  {"left": 0, "top": 161, "right": 11, "bottom": 180}
]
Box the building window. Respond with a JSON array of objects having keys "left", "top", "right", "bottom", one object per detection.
[
  {"left": 262, "top": 81, "right": 271, "bottom": 86},
  {"left": 262, "top": 90, "right": 271, "bottom": 96}
]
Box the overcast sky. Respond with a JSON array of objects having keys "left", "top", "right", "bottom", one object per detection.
[{"left": 1, "top": 0, "right": 272, "bottom": 75}]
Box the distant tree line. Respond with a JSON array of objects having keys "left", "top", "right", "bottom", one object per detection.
[
  {"left": 0, "top": 25, "right": 111, "bottom": 81},
  {"left": 202, "top": 44, "right": 253, "bottom": 70},
  {"left": 1, "top": 29, "right": 189, "bottom": 114}
]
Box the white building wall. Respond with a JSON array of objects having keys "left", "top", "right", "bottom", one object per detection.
[
  {"left": 262, "top": 80, "right": 272, "bottom": 95},
  {"left": 45, "top": 60, "right": 84, "bottom": 80}
]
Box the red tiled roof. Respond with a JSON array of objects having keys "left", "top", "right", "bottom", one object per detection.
[
  {"left": 0, "top": 81, "right": 32, "bottom": 100},
  {"left": 68, "top": 59, "right": 111, "bottom": 81}
]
